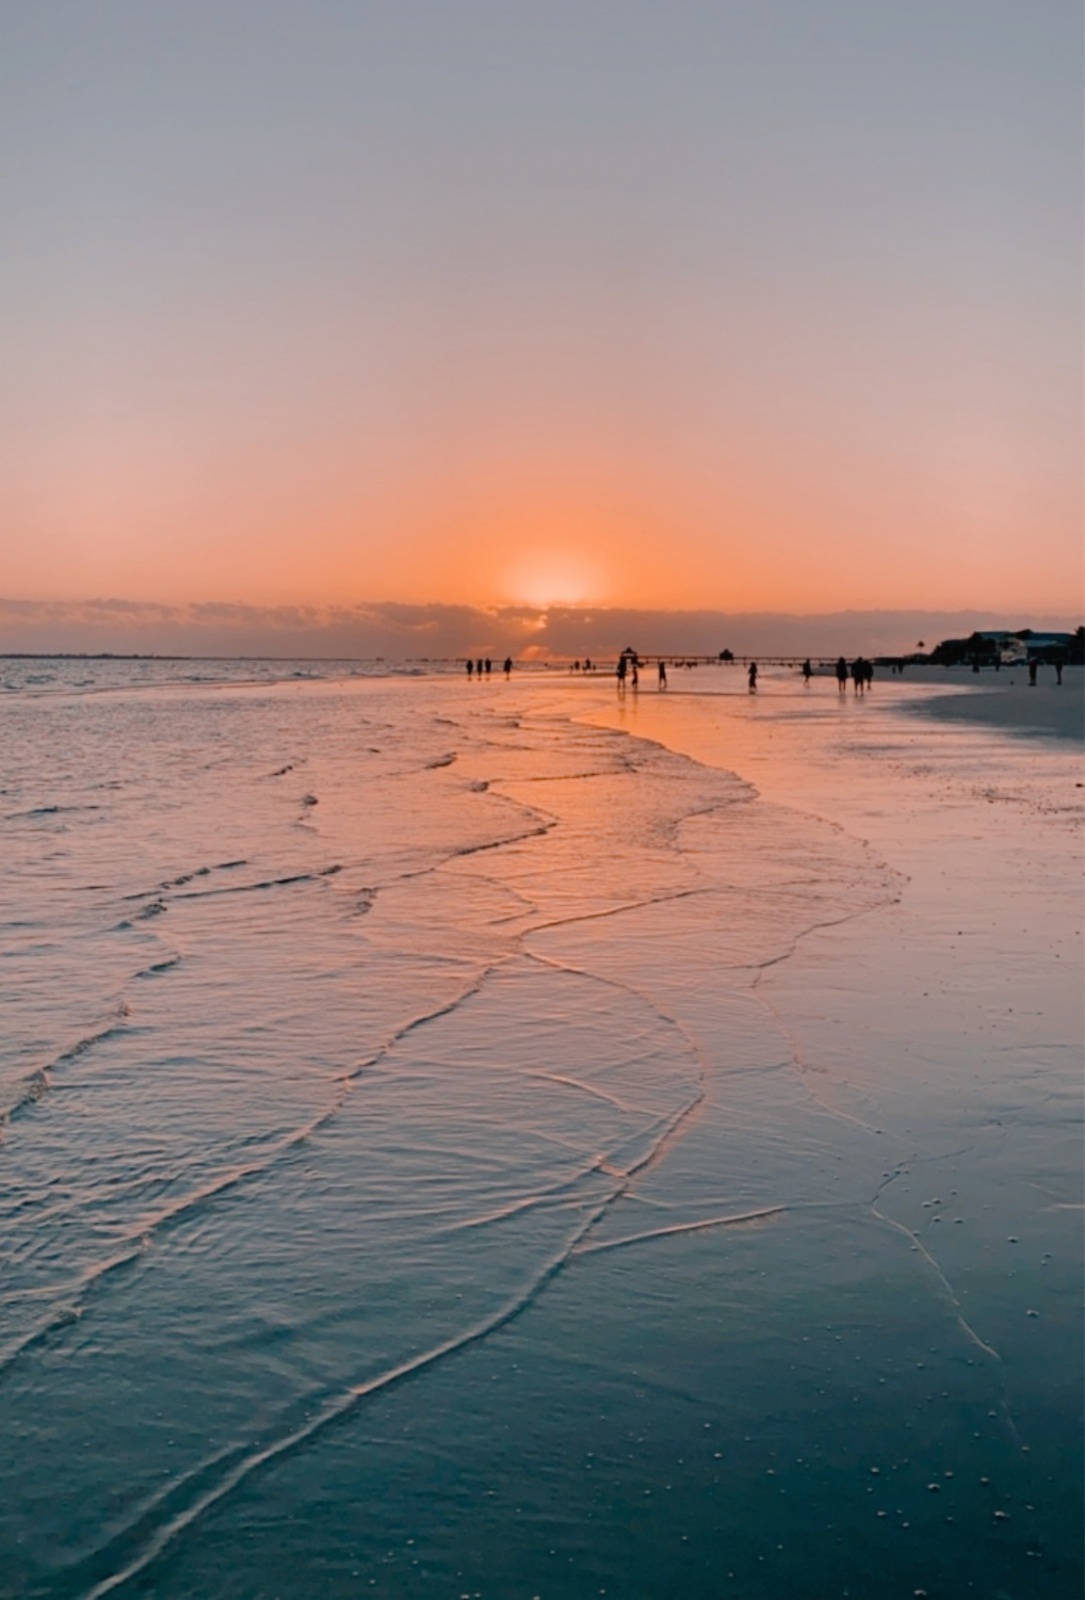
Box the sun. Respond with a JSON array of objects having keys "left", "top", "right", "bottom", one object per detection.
[{"left": 502, "top": 554, "right": 607, "bottom": 609}]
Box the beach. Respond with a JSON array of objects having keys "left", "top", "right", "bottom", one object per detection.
[
  {"left": 0, "top": 660, "right": 1080, "bottom": 1599},
  {"left": 889, "top": 666, "right": 1082, "bottom": 743}
]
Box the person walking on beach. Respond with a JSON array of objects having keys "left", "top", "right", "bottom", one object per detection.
[
  {"left": 616, "top": 653, "right": 627, "bottom": 691},
  {"left": 631, "top": 656, "right": 639, "bottom": 689},
  {"left": 466, "top": 658, "right": 473, "bottom": 679},
  {"left": 835, "top": 656, "right": 848, "bottom": 693},
  {"left": 503, "top": 657, "right": 512, "bottom": 677},
  {"left": 1054, "top": 653, "right": 1065, "bottom": 686},
  {"left": 484, "top": 658, "right": 492, "bottom": 675},
  {"left": 851, "top": 658, "right": 865, "bottom": 694},
  {"left": 1028, "top": 659, "right": 1038, "bottom": 686},
  {"left": 747, "top": 661, "right": 758, "bottom": 692},
  {"left": 658, "top": 660, "right": 668, "bottom": 690},
  {"left": 802, "top": 659, "right": 812, "bottom": 685}
]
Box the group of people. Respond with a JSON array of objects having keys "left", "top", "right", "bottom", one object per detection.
[
  {"left": 615, "top": 649, "right": 670, "bottom": 690},
  {"left": 735, "top": 657, "right": 878, "bottom": 694},
  {"left": 834, "top": 656, "right": 874, "bottom": 693},
  {"left": 615, "top": 652, "right": 877, "bottom": 694},
  {"left": 465, "top": 657, "right": 513, "bottom": 678},
  {"left": 467, "top": 650, "right": 884, "bottom": 692},
  {"left": 1028, "top": 658, "right": 1065, "bottom": 685},
  {"left": 750, "top": 656, "right": 875, "bottom": 693}
]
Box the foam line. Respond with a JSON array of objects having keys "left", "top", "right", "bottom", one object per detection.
[
  {"left": 870, "top": 1204, "right": 1002, "bottom": 1364},
  {"left": 520, "top": 950, "right": 710, "bottom": 1183},
  {"left": 0, "top": 1007, "right": 131, "bottom": 1130},
  {"left": 77, "top": 1193, "right": 619, "bottom": 1599},
  {"left": 2, "top": 975, "right": 507, "bottom": 1376},
  {"left": 63, "top": 944, "right": 721, "bottom": 1590},
  {"left": 335, "top": 966, "right": 504, "bottom": 1085},
  {"left": 574, "top": 1205, "right": 788, "bottom": 1256},
  {"left": 134, "top": 954, "right": 182, "bottom": 978},
  {"left": 526, "top": 883, "right": 716, "bottom": 938},
  {"left": 0, "top": 1102, "right": 342, "bottom": 1385},
  {"left": 429, "top": 1159, "right": 618, "bottom": 1239},
  {"left": 172, "top": 865, "right": 341, "bottom": 899}
]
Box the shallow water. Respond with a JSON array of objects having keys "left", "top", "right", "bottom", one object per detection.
[{"left": 1, "top": 664, "right": 1080, "bottom": 1598}]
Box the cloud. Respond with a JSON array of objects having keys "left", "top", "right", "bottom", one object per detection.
[{"left": 0, "top": 597, "right": 1079, "bottom": 660}]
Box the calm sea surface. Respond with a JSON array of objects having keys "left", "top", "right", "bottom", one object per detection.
[{"left": 1, "top": 660, "right": 1080, "bottom": 1598}]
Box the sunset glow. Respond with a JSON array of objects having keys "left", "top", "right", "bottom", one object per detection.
[
  {"left": 502, "top": 553, "right": 609, "bottom": 610},
  {"left": 0, "top": 2, "right": 1080, "bottom": 648}
]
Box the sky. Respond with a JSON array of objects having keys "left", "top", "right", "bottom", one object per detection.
[{"left": 1, "top": 1, "right": 1081, "bottom": 652}]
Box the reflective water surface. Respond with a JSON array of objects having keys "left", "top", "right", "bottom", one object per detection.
[{"left": 1, "top": 664, "right": 1080, "bottom": 1598}]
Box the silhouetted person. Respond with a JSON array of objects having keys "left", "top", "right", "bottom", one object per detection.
[
  {"left": 466, "top": 658, "right": 473, "bottom": 678},
  {"left": 862, "top": 660, "right": 874, "bottom": 689},
  {"left": 748, "top": 662, "right": 758, "bottom": 692},
  {"left": 1028, "top": 660, "right": 1038, "bottom": 686},
  {"left": 616, "top": 654, "right": 627, "bottom": 690},
  {"left": 802, "top": 659, "right": 812, "bottom": 684},
  {"left": 503, "top": 656, "right": 512, "bottom": 677},
  {"left": 584, "top": 657, "right": 593, "bottom": 672},
  {"left": 835, "top": 656, "right": 848, "bottom": 693},
  {"left": 851, "top": 658, "right": 864, "bottom": 693},
  {"left": 476, "top": 659, "right": 483, "bottom": 677},
  {"left": 1054, "top": 654, "right": 1065, "bottom": 686},
  {"left": 658, "top": 661, "right": 668, "bottom": 689},
  {"left": 631, "top": 656, "right": 639, "bottom": 689},
  {"left": 484, "top": 658, "right": 492, "bottom": 675}
]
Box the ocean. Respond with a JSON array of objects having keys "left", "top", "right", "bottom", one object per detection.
[{"left": 1, "top": 660, "right": 1080, "bottom": 1598}]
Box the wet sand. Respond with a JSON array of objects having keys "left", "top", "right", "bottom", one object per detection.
[
  {"left": 889, "top": 665, "right": 1083, "bottom": 743},
  {"left": 587, "top": 668, "right": 1082, "bottom": 1594}
]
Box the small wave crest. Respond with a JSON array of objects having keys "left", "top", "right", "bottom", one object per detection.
[
  {"left": 1, "top": 1007, "right": 131, "bottom": 1131},
  {"left": 6, "top": 802, "right": 102, "bottom": 820}
]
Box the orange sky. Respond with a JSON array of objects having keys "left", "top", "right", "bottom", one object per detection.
[
  {"left": 1, "top": 4, "right": 1081, "bottom": 620},
  {"left": 5, "top": 400, "right": 1077, "bottom": 616}
]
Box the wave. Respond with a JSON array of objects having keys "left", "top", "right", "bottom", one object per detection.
[
  {"left": 574, "top": 1204, "right": 788, "bottom": 1257},
  {"left": 114, "top": 899, "right": 168, "bottom": 928},
  {"left": 5, "top": 802, "right": 101, "bottom": 820},
  {"left": 134, "top": 954, "right": 182, "bottom": 979},
  {"left": 116, "top": 860, "right": 339, "bottom": 916},
  {"left": 47, "top": 942, "right": 725, "bottom": 1594},
  {"left": 0, "top": 1101, "right": 338, "bottom": 1386},
  {"left": 172, "top": 864, "right": 341, "bottom": 899},
  {"left": 1, "top": 674, "right": 967, "bottom": 1599},
  {"left": 0, "top": 1006, "right": 131, "bottom": 1132},
  {"left": 160, "top": 860, "right": 248, "bottom": 889},
  {"left": 73, "top": 1192, "right": 617, "bottom": 1599}
]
